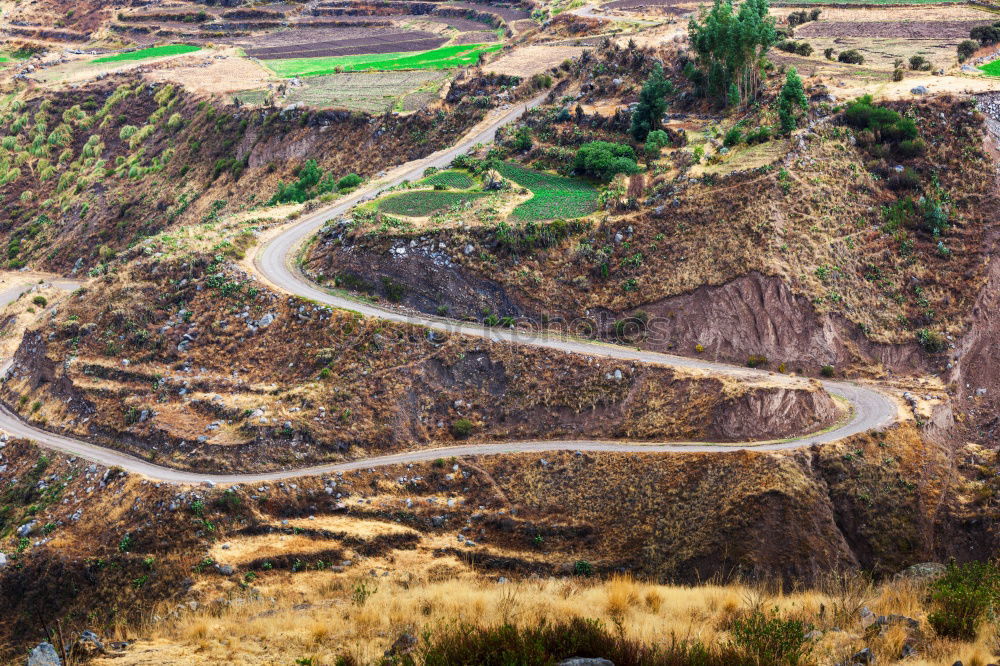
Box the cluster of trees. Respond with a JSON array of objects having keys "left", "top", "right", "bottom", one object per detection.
[
  {"left": 958, "top": 21, "right": 1000, "bottom": 62},
  {"left": 686, "top": 0, "right": 777, "bottom": 108},
  {"left": 785, "top": 8, "right": 820, "bottom": 27}
]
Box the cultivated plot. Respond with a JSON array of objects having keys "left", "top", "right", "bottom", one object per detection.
[
  {"left": 282, "top": 70, "right": 449, "bottom": 112},
  {"left": 264, "top": 43, "right": 502, "bottom": 77},
  {"left": 497, "top": 162, "right": 598, "bottom": 221},
  {"left": 377, "top": 190, "right": 488, "bottom": 216}
]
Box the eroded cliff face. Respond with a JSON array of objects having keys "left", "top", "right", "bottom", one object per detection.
[
  {"left": 0, "top": 256, "right": 840, "bottom": 473},
  {"left": 949, "top": 249, "right": 1000, "bottom": 444}
]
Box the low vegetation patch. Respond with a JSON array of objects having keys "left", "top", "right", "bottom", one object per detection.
[
  {"left": 377, "top": 190, "right": 487, "bottom": 217},
  {"left": 496, "top": 161, "right": 598, "bottom": 221},
  {"left": 93, "top": 44, "right": 201, "bottom": 63},
  {"left": 265, "top": 44, "right": 503, "bottom": 78}
]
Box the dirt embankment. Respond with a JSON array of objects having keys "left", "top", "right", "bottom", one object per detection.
[
  {"left": 0, "top": 257, "right": 839, "bottom": 473},
  {"left": 4, "top": 417, "right": 997, "bottom": 659}
]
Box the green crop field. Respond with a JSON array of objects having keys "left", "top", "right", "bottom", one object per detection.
[
  {"left": 264, "top": 44, "right": 503, "bottom": 78},
  {"left": 497, "top": 162, "right": 598, "bottom": 221},
  {"left": 419, "top": 169, "right": 476, "bottom": 189},
  {"left": 980, "top": 60, "right": 1000, "bottom": 77},
  {"left": 93, "top": 44, "right": 201, "bottom": 63},
  {"left": 377, "top": 190, "right": 487, "bottom": 217},
  {"left": 773, "top": 0, "right": 961, "bottom": 4}
]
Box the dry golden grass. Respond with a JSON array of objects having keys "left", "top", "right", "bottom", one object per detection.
[{"left": 94, "top": 569, "right": 1000, "bottom": 666}]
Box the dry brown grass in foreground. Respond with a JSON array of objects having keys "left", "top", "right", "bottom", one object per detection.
[{"left": 98, "top": 571, "right": 998, "bottom": 665}]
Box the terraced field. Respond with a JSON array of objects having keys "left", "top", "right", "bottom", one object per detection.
[
  {"left": 283, "top": 70, "right": 448, "bottom": 112},
  {"left": 92, "top": 44, "right": 201, "bottom": 63},
  {"left": 377, "top": 190, "right": 488, "bottom": 216},
  {"left": 419, "top": 169, "right": 476, "bottom": 188},
  {"left": 497, "top": 162, "right": 598, "bottom": 221},
  {"left": 264, "top": 43, "right": 502, "bottom": 77},
  {"left": 245, "top": 29, "right": 445, "bottom": 60}
]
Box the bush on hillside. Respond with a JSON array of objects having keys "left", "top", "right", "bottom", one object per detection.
[
  {"left": 928, "top": 560, "right": 1000, "bottom": 639},
  {"left": 838, "top": 49, "right": 864, "bottom": 65},
  {"left": 573, "top": 141, "right": 640, "bottom": 180},
  {"left": 958, "top": 40, "right": 979, "bottom": 62}
]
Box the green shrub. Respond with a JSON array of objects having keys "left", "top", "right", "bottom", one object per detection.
[
  {"left": 644, "top": 129, "right": 671, "bottom": 155},
  {"left": 574, "top": 141, "right": 640, "bottom": 180},
  {"left": 573, "top": 560, "right": 594, "bottom": 576},
  {"left": 909, "top": 55, "right": 931, "bottom": 71},
  {"left": 820, "top": 365, "right": 835, "bottom": 378},
  {"left": 729, "top": 609, "right": 812, "bottom": 666},
  {"left": 451, "top": 418, "right": 473, "bottom": 438},
  {"left": 958, "top": 40, "right": 979, "bottom": 62},
  {"left": 747, "top": 354, "right": 768, "bottom": 368},
  {"left": 119, "top": 124, "right": 138, "bottom": 140},
  {"left": 838, "top": 50, "right": 864, "bottom": 65},
  {"left": 916, "top": 328, "right": 947, "bottom": 353},
  {"left": 31, "top": 295, "right": 47, "bottom": 307},
  {"left": 723, "top": 127, "right": 743, "bottom": 147},
  {"left": 337, "top": 173, "right": 362, "bottom": 190},
  {"left": 928, "top": 560, "right": 1000, "bottom": 639}
]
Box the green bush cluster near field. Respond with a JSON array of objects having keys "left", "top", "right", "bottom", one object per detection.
[
  {"left": 264, "top": 43, "right": 503, "bottom": 78},
  {"left": 377, "top": 190, "right": 487, "bottom": 217},
  {"left": 496, "top": 162, "right": 598, "bottom": 221},
  {"left": 93, "top": 44, "right": 201, "bottom": 63}
]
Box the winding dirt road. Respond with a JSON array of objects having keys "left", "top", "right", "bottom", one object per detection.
[{"left": 0, "top": 98, "right": 899, "bottom": 484}]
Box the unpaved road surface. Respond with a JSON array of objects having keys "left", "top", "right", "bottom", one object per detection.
[{"left": 0, "top": 98, "right": 898, "bottom": 484}]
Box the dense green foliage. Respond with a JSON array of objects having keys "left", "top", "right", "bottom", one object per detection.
[
  {"left": 265, "top": 44, "right": 503, "bottom": 78},
  {"left": 270, "top": 160, "right": 359, "bottom": 204},
  {"left": 728, "top": 610, "right": 812, "bottom": 665},
  {"left": 93, "top": 44, "right": 201, "bottom": 63},
  {"left": 629, "top": 63, "right": 673, "bottom": 141},
  {"left": 497, "top": 162, "right": 599, "bottom": 221},
  {"left": 687, "top": 0, "right": 777, "bottom": 107},
  {"left": 573, "top": 141, "right": 640, "bottom": 180},
  {"left": 928, "top": 561, "right": 1000, "bottom": 639},
  {"left": 777, "top": 68, "right": 807, "bottom": 134},
  {"left": 843, "top": 96, "right": 917, "bottom": 143},
  {"left": 644, "top": 129, "right": 671, "bottom": 155},
  {"left": 377, "top": 190, "right": 486, "bottom": 216}
]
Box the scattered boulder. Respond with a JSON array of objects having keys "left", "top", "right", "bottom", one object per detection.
[
  {"left": 384, "top": 632, "right": 417, "bottom": 657},
  {"left": 853, "top": 647, "right": 875, "bottom": 665},
  {"left": 911, "top": 85, "right": 928, "bottom": 95},
  {"left": 898, "top": 562, "right": 946, "bottom": 579},
  {"left": 27, "top": 642, "right": 61, "bottom": 666}
]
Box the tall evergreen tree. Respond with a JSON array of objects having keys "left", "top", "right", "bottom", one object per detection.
[
  {"left": 687, "top": 0, "right": 776, "bottom": 107},
  {"left": 629, "top": 62, "right": 673, "bottom": 142},
  {"left": 777, "top": 67, "right": 808, "bottom": 134}
]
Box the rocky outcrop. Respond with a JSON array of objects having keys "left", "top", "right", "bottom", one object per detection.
[
  {"left": 710, "top": 385, "right": 838, "bottom": 441},
  {"left": 635, "top": 272, "right": 929, "bottom": 376}
]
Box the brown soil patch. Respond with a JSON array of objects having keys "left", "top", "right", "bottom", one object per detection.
[
  {"left": 482, "top": 45, "right": 585, "bottom": 76},
  {"left": 246, "top": 29, "right": 445, "bottom": 60},
  {"left": 145, "top": 54, "right": 276, "bottom": 96},
  {"left": 797, "top": 19, "right": 993, "bottom": 39}
]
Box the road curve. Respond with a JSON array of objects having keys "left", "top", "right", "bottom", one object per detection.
[{"left": 0, "top": 100, "right": 899, "bottom": 484}]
